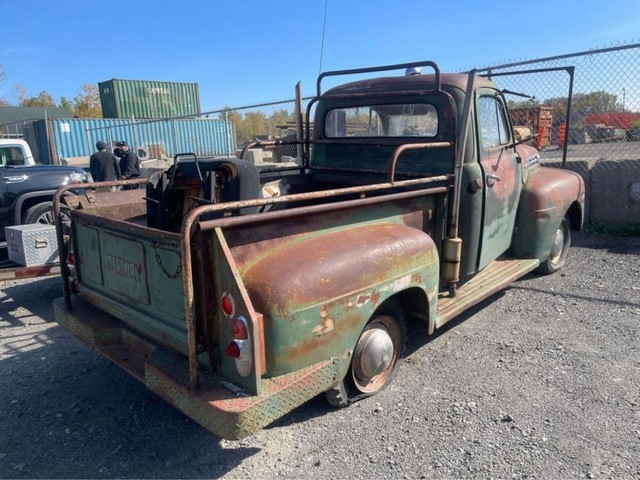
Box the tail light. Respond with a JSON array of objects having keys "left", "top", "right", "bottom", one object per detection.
[
  {"left": 221, "top": 293, "right": 234, "bottom": 317},
  {"left": 232, "top": 318, "right": 248, "bottom": 339},
  {"left": 66, "top": 251, "right": 75, "bottom": 266},
  {"left": 225, "top": 342, "right": 241, "bottom": 358},
  {"left": 224, "top": 315, "right": 252, "bottom": 376}
]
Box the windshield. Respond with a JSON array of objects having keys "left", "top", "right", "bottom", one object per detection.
[{"left": 324, "top": 103, "right": 438, "bottom": 138}]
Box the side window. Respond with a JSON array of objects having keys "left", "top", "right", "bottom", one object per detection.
[
  {"left": 0, "top": 147, "right": 26, "bottom": 166},
  {"left": 478, "top": 96, "right": 510, "bottom": 150}
]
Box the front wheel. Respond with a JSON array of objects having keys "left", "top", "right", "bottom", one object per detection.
[
  {"left": 325, "top": 304, "right": 406, "bottom": 407},
  {"left": 23, "top": 202, "right": 56, "bottom": 225},
  {"left": 537, "top": 215, "right": 571, "bottom": 274},
  {"left": 22, "top": 202, "right": 71, "bottom": 233}
]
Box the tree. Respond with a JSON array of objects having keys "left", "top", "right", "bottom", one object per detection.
[
  {"left": 0, "top": 64, "right": 10, "bottom": 106},
  {"left": 266, "top": 108, "right": 294, "bottom": 136},
  {"left": 543, "top": 90, "right": 620, "bottom": 126},
  {"left": 219, "top": 106, "right": 242, "bottom": 125},
  {"left": 237, "top": 111, "right": 268, "bottom": 145},
  {"left": 12, "top": 84, "right": 28, "bottom": 105},
  {"left": 59, "top": 96, "right": 74, "bottom": 114},
  {"left": 72, "top": 84, "right": 102, "bottom": 118},
  {"left": 20, "top": 90, "right": 56, "bottom": 107}
]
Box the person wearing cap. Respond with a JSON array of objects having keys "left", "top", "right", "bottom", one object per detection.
[
  {"left": 90, "top": 141, "right": 121, "bottom": 185},
  {"left": 116, "top": 141, "right": 141, "bottom": 189}
]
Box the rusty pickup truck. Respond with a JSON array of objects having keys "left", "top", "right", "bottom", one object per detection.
[{"left": 52, "top": 61, "right": 585, "bottom": 440}]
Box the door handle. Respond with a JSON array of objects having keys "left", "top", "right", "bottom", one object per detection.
[{"left": 486, "top": 173, "right": 500, "bottom": 187}]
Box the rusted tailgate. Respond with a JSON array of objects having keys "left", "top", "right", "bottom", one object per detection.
[{"left": 70, "top": 210, "right": 188, "bottom": 355}]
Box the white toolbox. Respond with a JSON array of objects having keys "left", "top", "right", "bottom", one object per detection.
[{"left": 5, "top": 224, "right": 59, "bottom": 267}]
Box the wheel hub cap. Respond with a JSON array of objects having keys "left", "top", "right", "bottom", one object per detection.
[
  {"left": 357, "top": 328, "right": 394, "bottom": 379},
  {"left": 550, "top": 227, "right": 565, "bottom": 261}
]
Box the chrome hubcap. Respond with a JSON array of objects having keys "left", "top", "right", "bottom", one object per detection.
[
  {"left": 549, "top": 225, "right": 565, "bottom": 263},
  {"left": 357, "top": 328, "right": 394, "bottom": 379},
  {"left": 351, "top": 316, "right": 400, "bottom": 393}
]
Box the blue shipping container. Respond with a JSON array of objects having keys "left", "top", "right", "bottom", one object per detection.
[{"left": 33, "top": 117, "right": 235, "bottom": 164}]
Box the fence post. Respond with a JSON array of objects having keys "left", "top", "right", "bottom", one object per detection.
[
  {"left": 172, "top": 119, "right": 178, "bottom": 157},
  {"left": 107, "top": 125, "right": 113, "bottom": 150},
  {"left": 225, "top": 110, "right": 232, "bottom": 158},
  {"left": 295, "top": 81, "right": 303, "bottom": 165},
  {"left": 131, "top": 115, "right": 138, "bottom": 150}
]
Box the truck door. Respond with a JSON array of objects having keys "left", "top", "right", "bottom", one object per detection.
[{"left": 476, "top": 89, "right": 522, "bottom": 270}]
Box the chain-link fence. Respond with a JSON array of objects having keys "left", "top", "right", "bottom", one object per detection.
[
  {"left": 471, "top": 41, "right": 640, "bottom": 164},
  {"left": 202, "top": 41, "right": 640, "bottom": 169},
  {"left": 2, "top": 41, "right": 639, "bottom": 170}
]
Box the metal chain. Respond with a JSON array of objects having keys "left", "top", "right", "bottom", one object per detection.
[{"left": 152, "top": 244, "right": 182, "bottom": 279}]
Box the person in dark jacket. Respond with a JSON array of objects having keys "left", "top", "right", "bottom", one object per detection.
[
  {"left": 116, "top": 141, "right": 141, "bottom": 189},
  {"left": 90, "top": 141, "right": 120, "bottom": 183}
]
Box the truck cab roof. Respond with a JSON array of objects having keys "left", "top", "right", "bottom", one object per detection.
[{"left": 322, "top": 73, "right": 498, "bottom": 97}]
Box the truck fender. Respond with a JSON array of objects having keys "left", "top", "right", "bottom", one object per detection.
[
  {"left": 240, "top": 222, "right": 440, "bottom": 377},
  {"left": 511, "top": 166, "right": 585, "bottom": 262}
]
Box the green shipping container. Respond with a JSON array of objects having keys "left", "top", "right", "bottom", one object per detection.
[{"left": 99, "top": 79, "right": 201, "bottom": 119}]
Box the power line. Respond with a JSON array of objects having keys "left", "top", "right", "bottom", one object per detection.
[{"left": 319, "top": 0, "right": 328, "bottom": 75}]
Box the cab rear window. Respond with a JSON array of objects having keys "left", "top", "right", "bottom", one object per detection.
[{"left": 325, "top": 103, "right": 438, "bottom": 138}]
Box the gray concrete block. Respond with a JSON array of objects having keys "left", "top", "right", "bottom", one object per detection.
[{"left": 590, "top": 159, "right": 640, "bottom": 225}]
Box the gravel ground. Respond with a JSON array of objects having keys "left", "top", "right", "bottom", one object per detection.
[{"left": 0, "top": 232, "right": 639, "bottom": 479}]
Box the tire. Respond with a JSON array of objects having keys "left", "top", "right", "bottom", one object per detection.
[
  {"left": 23, "top": 202, "right": 56, "bottom": 225},
  {"left": 22, "top": 202, "right": 71, "bottom": 232},
  {"left": 137, "top": 146, "right": 149, "bottom": 161},
  {"left": 536, "top": 215, "right": 571, "bottom": 274},
  {"left": 325, "top": 302, "right": 406, "bottom": 407}
]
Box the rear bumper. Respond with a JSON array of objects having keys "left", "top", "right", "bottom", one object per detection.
[{"left": 53, "top": 296, "right": 339, "bottom": 440}]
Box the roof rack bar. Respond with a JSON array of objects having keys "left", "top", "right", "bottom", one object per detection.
[{"left": 317, "top": 61, "right": 441, "bottom": 96}]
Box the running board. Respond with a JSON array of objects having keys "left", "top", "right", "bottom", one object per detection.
[{"left": 436, "top": 258, "right": 540, "bottom": 328}]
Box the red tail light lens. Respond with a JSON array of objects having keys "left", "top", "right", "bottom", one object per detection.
[
  {"left": 232, "top": 318, "right": 248, "bottom": 340},
  {"left": 225, "top": 341, "right": 241, "bottom": 358},
  {"left": 221, "top": 293, "right": 234, "bottom": 316},
  {"left": 66, "top": 251, "right": 75, "bottom": 265}
]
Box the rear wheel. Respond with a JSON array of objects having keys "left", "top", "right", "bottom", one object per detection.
[
  {"left": 537, "top": 215, "right": 571, "bottom": 274},
  {"left": 326, "top": 303, "right": 406, "bottom": 407}
]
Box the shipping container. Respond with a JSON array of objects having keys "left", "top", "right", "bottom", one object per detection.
[
  {"left": 28, "top": 117, "right": 234, "bottom": 165},
  {"left": 99, "top": 79, "right": 201, "bottom": 119}
]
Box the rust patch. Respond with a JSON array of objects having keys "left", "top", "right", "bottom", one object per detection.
[
  {"left": 356, "top": 294, "right": 371, "bottom": 307},
  {"left": 371, "top": 291, "right": 381, "bottom": 306}
]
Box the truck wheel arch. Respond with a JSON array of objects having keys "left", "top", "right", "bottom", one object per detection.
[
  {"left": 13, "top": 191, "right": 58, "bottom": 225},
  {"left": 566, "top": 200, "right": 583, "bottom": 231},
  {"left": 14, "top": 190, "right": 74, "bottom": 225}
]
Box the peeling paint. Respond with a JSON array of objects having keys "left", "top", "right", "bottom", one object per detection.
[
  {"left": 312, "top": 318, "right": 335, "bottom": 336},
  {"left": 356, "top": 294, "right": 371, "bottom": 307},
  {"left": 392, "top": 274, "right": 411, "bottom": 292}
]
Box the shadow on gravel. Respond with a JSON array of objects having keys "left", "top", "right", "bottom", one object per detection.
[
  {"left": 0, "top": 277, "right": 61, "bottom": 328},
  {"left": 0, "top": 327, "right": 261, "bottom": 479}
]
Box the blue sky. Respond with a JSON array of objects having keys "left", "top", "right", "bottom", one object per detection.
[{"left": 1, "top": 0, "right": 639, "bottom": 112}]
